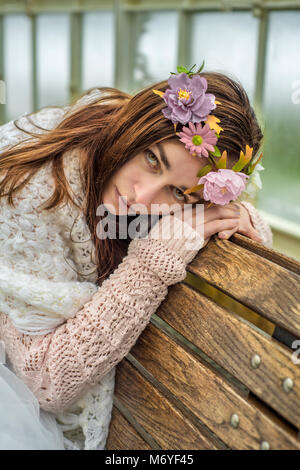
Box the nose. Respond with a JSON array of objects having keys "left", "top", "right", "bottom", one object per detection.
[{"left": 133, "top": 181, "right": 161, "bottom": 209}]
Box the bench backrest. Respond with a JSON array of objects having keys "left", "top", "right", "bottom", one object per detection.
[{"left": 106, "top": 233, "right": 300, "bottom": 450}]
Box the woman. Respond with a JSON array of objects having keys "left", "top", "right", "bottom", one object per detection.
[{"left": 0, "top": 68, "right": 272, "bottom": 450}]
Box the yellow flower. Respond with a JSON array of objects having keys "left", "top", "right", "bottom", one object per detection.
[
  {"left": 152, "top": 89, "right": 164, "bottom": 98},
  {"left": 205, "top": 115, "right": 224, "bottom": 134},
  {"left": 178, "top": 88, "right": 192, "bottom": 101}
]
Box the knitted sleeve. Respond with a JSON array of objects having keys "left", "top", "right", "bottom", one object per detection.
[{"left": 0, "top": 217, "right": 203, "bottom": 414}]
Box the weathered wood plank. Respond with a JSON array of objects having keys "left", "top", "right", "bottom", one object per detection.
[
  {"left": 106, "top": 406, "right": 152, "bottom": 450},
  {"left": 130, "top": 323, "right": 300, "bottom": 450},
  {"left": 231, "top": 233, "right": 300, "bottom": 276},
  {"left": 157, "top": 282, "right": 300, "bottom": 429},
  {"left": 184, "top": 270, "right": 275, "bottom": 336},
  {"left": 188, "top": 236, "right": 300, "bottom": 336},
  {"left": 114, "top": 358, "right": 220, "bottom": 450}
]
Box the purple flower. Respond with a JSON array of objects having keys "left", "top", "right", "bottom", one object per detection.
[
  {"left": 198, "top": 169, "right": 249, "bottom": 205},
  {"left": 162, "top": 73, "right": 216, "bottom": 125},
  {"left": 179, "top": 122, "right": 217, "bottom": 158}
]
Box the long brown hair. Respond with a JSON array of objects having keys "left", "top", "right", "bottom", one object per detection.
[{"left": 0, "top": 72, "right": 263, "bottom": 284}]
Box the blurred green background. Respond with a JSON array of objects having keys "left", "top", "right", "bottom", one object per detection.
[{"left": 0, "top": 0, "right": 299, "bottom": 259}]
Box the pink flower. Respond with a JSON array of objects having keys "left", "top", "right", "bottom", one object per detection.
[
  {"left": 198, "top": 169, "right": 249, "bottom": 205},
  {"left": 179, "top": 122, "right": 217, "bottom": 158}
]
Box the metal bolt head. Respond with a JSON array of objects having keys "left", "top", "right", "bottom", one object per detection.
[
  {"left": 251, "top": 354, "right": 261, "bottom": 369},
  {"left": 283, "top": 377, "right": 294, "bottom": 393},
  {"left": 230, "top": 413, "right": 239, "bottom": 428},
  {"left": 260, "top": 441, "right": 270, "bottom": 450}
]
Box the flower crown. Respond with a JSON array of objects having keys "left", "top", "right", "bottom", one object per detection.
[{"left": 152, "top": 62, "right": 263, "bottom": 205}]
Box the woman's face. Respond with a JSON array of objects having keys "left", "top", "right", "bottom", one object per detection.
[{"left": 102, "top": 140, "right": 206, "bottom": 215}]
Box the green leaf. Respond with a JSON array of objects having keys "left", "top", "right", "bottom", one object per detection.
[
  {"left": 183, "top": 184, "right": 204, "bottom": 195},
  {"left": 232, "top": 146, "right": 253, "bottom": 172},
  {"left": 196, "top": 60, "right": 205, "bottom": 74},
  {"left": 210, "top": 145, "right": 221, "bottom": 157},
  {"left": 196, "top": 164, "right": 212, "bottom": 178},
  {"left": 177, "top": 66, "right": 189, "bottom": 74},
  {"left": 208, "top": 155, "right": 216, "bottom": 167},
  {"left": 232, "top": 160, "right": 246, "bottom": 172},
  {"left": 232, "top": 152, "right": 250, "bottom": 172},
  {"left": 215, "top": 150, "right": 227, "bottom": 169}
]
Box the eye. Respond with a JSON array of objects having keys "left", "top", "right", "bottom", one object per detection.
[
  {"left": 145, "top": 149, "right": 188, "bottom": 203},
  {"left": 171, "top": 187, "right": 188, "bottom": 202},
  {"left": 145, "top": 150, "right": 160, "bottom": 169}
]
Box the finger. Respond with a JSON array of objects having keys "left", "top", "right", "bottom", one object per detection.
[
  {"left": 238, "top": 226, "right": 262, "bottom": 243},
  {"left": 204, "top": 204, "right": 240, "bottom": 224},
  {"left": 219, "top": 225, "right": 263, "bottom": 243},
  {"left": 204, "top": 218, "right": 240, "bottom": 239},
  {"left": 172, "top": 202, "right": 239, "bottom": 223},
  {"left": 218, "top": 227, "right": 237, "bottom": 239}
]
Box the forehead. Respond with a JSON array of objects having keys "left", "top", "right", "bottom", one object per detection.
[{"left": 156, "top": 140, "right": 205, "bottom": 171}]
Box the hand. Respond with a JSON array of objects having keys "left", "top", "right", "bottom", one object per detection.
[
  {"left": 147, "top": 202, "right": 245, "bottom": 264},
  {"left": 217, "top": 202, "right": 262, "bottom": 243},
  {"left": 171, "top": 201, "right": 245, "bottom": 242},
  {"left": 149, "top": 202, "right": 261, "bottom": 247}
]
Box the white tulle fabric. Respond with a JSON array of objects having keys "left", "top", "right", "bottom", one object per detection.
[
  {"left": 0, "top": 360, "right": 65, "bottom": 450},
  {"left": 0, "top": 90, "right": 116, "bottom": 450}
]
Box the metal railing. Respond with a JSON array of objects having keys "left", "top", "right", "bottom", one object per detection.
[{"left": 1, "top": 0, "right": 300, "bottom": 120}]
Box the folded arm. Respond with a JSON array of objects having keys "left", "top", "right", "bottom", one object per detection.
[{"left": 0, "top": 229, "right": 195, "bottom": 414}]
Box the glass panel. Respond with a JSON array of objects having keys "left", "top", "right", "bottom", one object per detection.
[
  {"left": 190, "top": 12, "right": 259, "bottom": 103},
  {"left": 4, "top": 14, "right": 32, "bottom": 121},
  {"left": 82, "top": 12, "right": 115, "bottom": 91},
  {"left": 133, "top": 12, "right": 178, "bottom": 91},
  {"left": 258, "top": 11, "right": 300, "bottom": 224},
  {"left": 37, "top": 14, "right": 70, "bottom": 109}
]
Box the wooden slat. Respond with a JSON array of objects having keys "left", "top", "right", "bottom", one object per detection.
[
  {"left": 231, "top": 233, "right": 300, "bottom": 276},
  {"left": 114, "top": 359, "right": 220, "bottom": 450},
  {"left": 130, "top": 323, "right": 300, "bottom": 450},
  {"left": 106, "top": 406, "right": 152, "bottom": 450},
  {"left": 185, "top": 270, "right": 276, "bottom": 336},
  {"left": 188, "top": 236, "right": 300, "bottom": 336},
  {"left": 157, "top": 283, "right": 300, "bottom": 429}
]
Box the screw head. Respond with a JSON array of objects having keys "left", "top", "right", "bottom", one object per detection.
[
  {"left": 230, "top": 413, "right": 239, "bottom": 428},
  {"left": 260, "top": 441, "right": 270, "bottom": 450},
  {"left": 283, "top": 377, "right": 294, "bottom": 393},
  {"left": 251, "top": 354, "right": 261, "bottom": 369}
]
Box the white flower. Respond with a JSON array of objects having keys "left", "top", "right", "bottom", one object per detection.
[{"left": 243, "top": 163, "right": 264, "bottom": 199}]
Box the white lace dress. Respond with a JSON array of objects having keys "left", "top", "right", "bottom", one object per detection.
[{"left": 0, "top": 91, "right": 116, "bottom": 450}]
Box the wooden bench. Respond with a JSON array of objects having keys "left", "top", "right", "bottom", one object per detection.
[{"left": 106, "top": 233, "right": 300, "bottom": 450}]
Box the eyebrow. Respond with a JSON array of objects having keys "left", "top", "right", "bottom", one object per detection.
[{"left": 155, "top": 143, "right": 202, "bottom": 201}]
